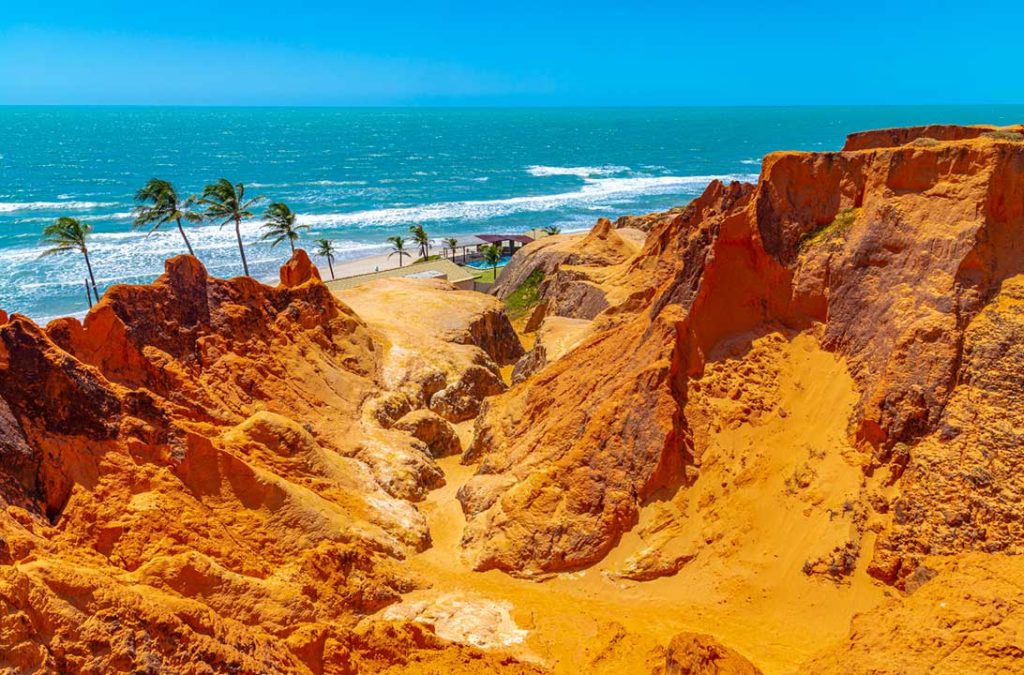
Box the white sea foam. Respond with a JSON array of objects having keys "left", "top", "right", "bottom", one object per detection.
[
  {"left": 304, "top": 180, "right": 368, "bottom": 186},
  {"left": 299, "top": 172, "right": 757, "bottom": 228},
  {"left": 526, "top": 165, "right": 631, "bottom": 178},
  {"left": 740, "top": 158, "right": 762, "bottom": 165},
  {"left": 1, "top": 168, "right": 759, "bottom": 320},
  {"left": 0, "top": 200, "right": 119, "bottom": 214}
]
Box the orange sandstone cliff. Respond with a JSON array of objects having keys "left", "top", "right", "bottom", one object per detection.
[
  {"left": 0, "top": 252, "right": 530, "bottom": 673},
  {"left": 4, "top": 125, "right": 1024, "bottom": 674}
]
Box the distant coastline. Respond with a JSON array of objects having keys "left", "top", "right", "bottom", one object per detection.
[{"left": 4, "top": 105, "right": 1024, "bottom": 320}]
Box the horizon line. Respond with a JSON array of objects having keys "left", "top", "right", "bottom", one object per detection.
[{"left": 2, "top": 103, "right": 1024, "bottom": 110}]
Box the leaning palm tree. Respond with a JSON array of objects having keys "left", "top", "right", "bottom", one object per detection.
[
  {"left": 542, "top": 225, "right": 562, "bottom": 236},
  {"left": 315, "top": 238, "right": 337, "bottom": 280},
  {"left": 133, "top": 178, "right": 200, "bottom": 257},
  {"left": 261, "top": 202, "right": 308, "bottom": 254},
  {"left": 482, "top": 243, "right": 503, "bottom": 280},
  {"left": 443, "top": 236, "right": 459, "bottom": 261},
  {"left": 387, "top": 235, "right": 412, "bottom": 268},
  {"left": 40, "top": 216, "right": 100, "bottom": 303},
  {"left": 194, "top": 179, "right": 264, "bottom": 276},
  {"left": 409, "top": 223, "right": 430, "bottom": 260}
]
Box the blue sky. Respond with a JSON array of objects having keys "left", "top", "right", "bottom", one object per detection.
[{"left": 0, "top": 1, "right": 1019, "bottom": 106}]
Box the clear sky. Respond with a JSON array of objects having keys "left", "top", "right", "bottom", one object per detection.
[{"left": 0, "top": 1, "right": 1019, "bottom": 106}]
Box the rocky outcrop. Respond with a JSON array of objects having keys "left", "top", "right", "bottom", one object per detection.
[
  {"left": 335, "top": 277, "right": 522, "bottom": 424},
  {"left": 652, "top": 633, "right": 762, "bottom": 675},
  {"left": 614, "top": 207, "right": 687, "bottom": 232},
  {"left": 842, "top": 123, "right": 1024, "bottom": 151},
  {"left": 0, "top": 253, "right": 520, "bottom": 672},
  {"left": 279, "top": 248, "right": 322, "bottom": 287},
  {"left": 491, "top": 219, "right": 643, "bottom": 320},
  {"left": 393, "top": 409, "right": 462, "bottom": 458},
  {"left": 6, "top": 126, "right": 1024, "bottom": 674},
  {"left": 511, "top": 316, "right": 592, "bottom": 384},
  {"left": 460, "top": 130, "right": 1024, "bottom": 586},
  {"left": 804, "top": 554, "right": 1024, "bottom": 673}
]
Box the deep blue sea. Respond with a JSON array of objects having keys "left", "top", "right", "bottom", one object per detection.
[{"left": 2, "top": 106, "right": 1023, "bottom": 321}]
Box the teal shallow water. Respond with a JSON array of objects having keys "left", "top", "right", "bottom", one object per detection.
[{"left": 1, "top": 106, "right": 1022, "bottom": 320}]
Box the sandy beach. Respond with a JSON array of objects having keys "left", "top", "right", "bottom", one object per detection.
[{"left": 321, "top": 251, "right": 405, "bottom": 280}]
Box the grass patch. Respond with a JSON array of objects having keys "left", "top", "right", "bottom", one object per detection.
[
  {"left": 475, "top": 267, "right": 497, "bottom": 283},
  {"left": 910, "top": 136, "right": 940, "bottom": 147},
  {"left": 798, "top": 207, "right": 859, "bottom": 252},
  {"left": 983, "top": 130, "right": 1024, "bottom": 142},
  {"left": 504, "top": 269, "right": 545, "bottom": 319}
]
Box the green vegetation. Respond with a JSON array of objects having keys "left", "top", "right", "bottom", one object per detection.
[
  {"left": 541, "top": 225, "right": 561, "bottom": 235},
  {"left": 503, "top": 269, "right": 544, "bottom": 319},
  {"left": 798, "top": 207, "right": 859, "bottom": 252},
  {"left": 482, "top": 243, "right": 502, "bottom": 280},
  {"left": 387, "top": 235, "right": 412, "bottom": 267},
  {"left": 409, "top": 223, "right": 430, "bottom": 258},
  {"left": 41, "top": 216, "right": 100, "bottom": 303},
  {"left": 910, "top": 137, "right": 940, "bottom": 147},
  {"left": 315, "top": 239, "right": 337, "bottom": 279},
  {"left": 195, "top": 179, "right": 264, "bottom": 276},
  {"left": 133, "top": 178, "right": 200, "bottom": 257},
  {"left": 443, "top": 236, "right": 459, "bottom": 260},
  {"left": 983, "top": 130, "right": 1024, "bottom": 142},
  {"left": 476, "top": 267, "right": 497, "bottom": 283},
  {"left": 262, "top": 202, "right": 308, "bottom": 254}
]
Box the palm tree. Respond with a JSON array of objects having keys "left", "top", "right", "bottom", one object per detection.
[
  {"left": 133, "top": 178, "right": 200, "bottom": 257},
  {"left": 443, "top": 236, "right": 459, "bottom": 261},
  {"left": 409, "top": 223, "right": 430, "bottom": 260},
  {"left": 194, "top": 179, "right": 264, "bottom": 276},
  {"left": 261, "top": 202, "right": 308, "bottom": 254},
  {"left": 542, "top": 225, "right": 562, "bottom": 236},
  {"left": 482, "top": 243, "right": 503, "bottom": 280},
  {"left": 41, "top": 217, "right": 100, "bottom": 303},
  {"left": 387, "top": 235, "right": 412, "bottom": 267},
  {"left": 315, "top": 238, "right": 337, "bottom": 280}
]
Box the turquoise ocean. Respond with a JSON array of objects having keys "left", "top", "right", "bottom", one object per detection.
[{"left": 2, "top": 106, "right": 1022, "bottom": 321}]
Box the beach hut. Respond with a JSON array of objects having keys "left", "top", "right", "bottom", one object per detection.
[{"left": 475, "top": 234, "right": 534, "bottom": 256}]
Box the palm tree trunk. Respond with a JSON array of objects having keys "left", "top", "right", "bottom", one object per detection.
[
  {"left": 289, "top": 238, "right": 295, "bottom": 255},
  {"left": 176, "top": 217, "right": 195, "bottom": 257},
  {"left": 328, "top": 256, "right": 335, "bottom": 280},
  {"left": 83, "top": 249, "right": 100, "bottom": 303},
  {"left": 234, "top": 217, "right": 250, "bottom": 276}
]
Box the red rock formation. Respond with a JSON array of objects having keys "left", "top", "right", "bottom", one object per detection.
[
  {"left": 280, "top": 248, "right": 322, "bottom": 288},
  {"left": 491, "top": 218, "right": 644, "bottom": 320},
  {"left": 842, "top": 123, "right": 1024, "bottom": 151},
  {"left": 5, "top": 125, "right": 1024, "bottom": 673},
  {"left": 461, "top": 130, "right": 1024, "bottom": 585},
  {"left": 805, "top": 554, "right": 1024, "bottom": 673},
  {"left": 652, "top": 633, "right": 762, "bottom": 675},
  {"left": 0, "top": 255, "right": 529, "bottom": 672}
]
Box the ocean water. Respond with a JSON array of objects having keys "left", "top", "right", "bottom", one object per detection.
[{"left": 2, "top": 105, "right": 1023, "bottom": 321}]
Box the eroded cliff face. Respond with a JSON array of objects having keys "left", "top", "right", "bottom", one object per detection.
[
  {"left": 0, "top": 253, "right": 528, "bottom": 673},
  {"left": 460, "top": 126, "right": 1024, "bottom": 669},
  {"left": 465, "top": 126, "right": 1024, "bottom": 581},
  {"left": 4, "top": 124, "right": 1024, "bottom": 674}
]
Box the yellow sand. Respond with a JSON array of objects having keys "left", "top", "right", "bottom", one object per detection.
[{"left": 378, "top": 331, "right": 889, "bottom": 673}]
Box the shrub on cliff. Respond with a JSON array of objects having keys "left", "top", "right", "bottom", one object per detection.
[
  {"left": 504, "top": 269, "right": 544, "bottom": 319},
  {"left": 798, "top": 207, "right": 859, "bottom": 252}
]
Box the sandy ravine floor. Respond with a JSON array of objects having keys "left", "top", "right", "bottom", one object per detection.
[{"left": 372, "top": 331, "right": 890, "bottom": 674}]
